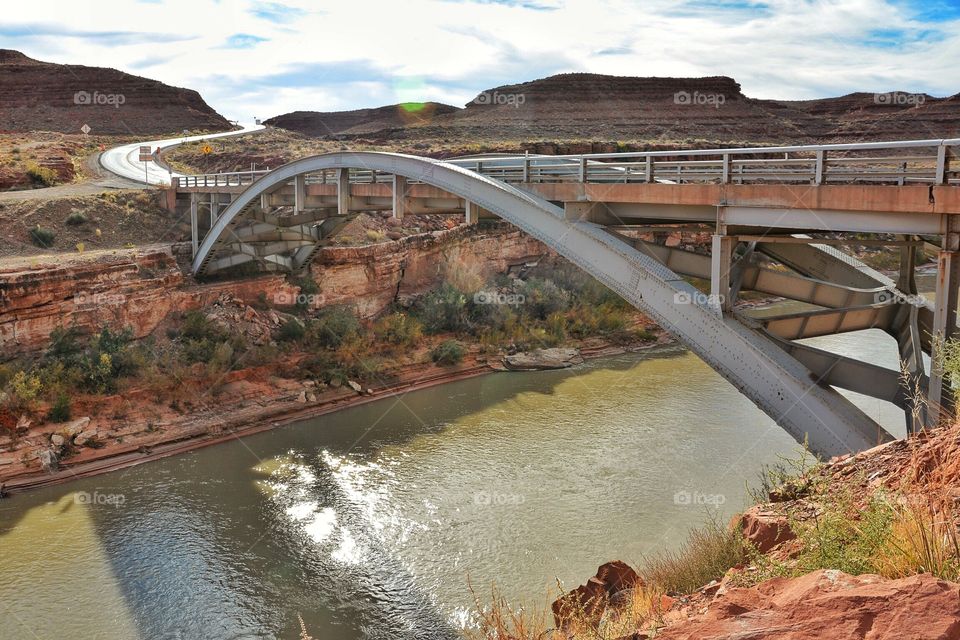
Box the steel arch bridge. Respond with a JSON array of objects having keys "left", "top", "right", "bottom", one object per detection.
[{"left": 181, "top": 143, "right": 960, "bottom": 459}]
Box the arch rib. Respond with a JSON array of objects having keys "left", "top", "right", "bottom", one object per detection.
[{"left": 192, "top": 152, "right": 893, "bottom": 457}]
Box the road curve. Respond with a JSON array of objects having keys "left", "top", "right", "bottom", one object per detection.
[{"left": 99, "top": 122, "right": 266, "bottom": 186}]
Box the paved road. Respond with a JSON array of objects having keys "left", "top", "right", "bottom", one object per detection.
[{"left": 99, "top": 122, "right": 266, "bottom": 185}]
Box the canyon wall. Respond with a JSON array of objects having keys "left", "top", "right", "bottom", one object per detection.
[{"left": 0, "top": 225, "right": 550, "bottom": 358}]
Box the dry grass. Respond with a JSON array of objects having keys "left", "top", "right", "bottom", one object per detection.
[
  {"left": 642, "top": 517, "right": 748, "bottom": 595},
  {"left": 466, "top": 580, "right": 665, "bottom": 640},
  {"left": 874, "top": 495, "right": 960, "bottom": 580}
]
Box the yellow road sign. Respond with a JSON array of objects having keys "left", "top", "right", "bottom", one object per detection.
[{"left": 201, "top": 144, "right": 213, "bottom": 155}]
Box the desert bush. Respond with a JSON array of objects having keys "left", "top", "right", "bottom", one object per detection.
[
  {"left": 365, "top": 229, "right": 385, "bottom": 243},
  {"left": 872, "top": 495, "right": 960, "bottom": 581},
  {"left": 29, "top": 225, "right": 55, "bottom": 248},
  {"left": 25, "top": 162, "right": 57, "bottom": 186},
  {"left": 177, "top": 311, "right": 244, "bottom": 364},
  {"left": 373, "top": 312, "right": 423, "bottom": 347},
  {"left": 431, "top": 339, "right": 465, "bottom": 366},
  {"left": 417, "top": 283, "right": 470, "bottom": 333},
  {"left": 277, "top": 318, "right": 306, "bottom": 342},
  {"left": 307, "top": 306, "right": 360, "bottom": 348},
  {"left": 65, "top": 211, "right": 88, "bottom": 226},
  {"left": 5, "top": 371, "right": 43, "bottom": 411},
  {"left": 517, "top": 278, "right": 571, "bottom": 320},
  {"left": 47, "top": 393, "right": 71, "bottom": 423}
]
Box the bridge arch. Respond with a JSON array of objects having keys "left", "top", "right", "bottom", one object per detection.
[{"left": 192, "top": 151, "right": 893, "bottom": 458}]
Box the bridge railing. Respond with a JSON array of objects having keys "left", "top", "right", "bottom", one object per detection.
[
  {"left": 172, "top": 139, "right": 959, "bottom": 190},
  {"left": 446, "top": 138, "right": 960, "bottom": 186},
  {"left": 174, "top": 169, "right": 271, "bottom": 188}
]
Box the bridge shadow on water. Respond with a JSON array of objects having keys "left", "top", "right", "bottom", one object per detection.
[{"left": 0, "top": 347, "right": 688, "bottom": 640}]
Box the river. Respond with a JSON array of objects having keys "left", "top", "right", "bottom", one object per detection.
[{"left": 0, "top": 328, "right": 912, "bottom": 639}]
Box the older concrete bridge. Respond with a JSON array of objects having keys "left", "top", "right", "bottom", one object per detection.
[{"left": 167, "top": 139, "right": 960, "bottom": 458}]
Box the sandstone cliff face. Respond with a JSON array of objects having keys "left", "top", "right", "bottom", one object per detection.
[
  {"left": 0, "top": 50, "right": 231, "bottom": 135},
  {"left": 310, "top": 225, "right": 549, "bottom": 317},
  {"left": 0, "top": 226, "right": 550, "bottom": 357}
]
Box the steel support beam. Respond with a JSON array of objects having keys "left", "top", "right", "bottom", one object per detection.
[
  {"left": 190, "top": 193, "right": 199, "bottom": 257},
  {"left": 930, "top": 222, "right": 960, "bottom": 423},
  {"left": 762, "top": 304, "right": 898, "bottom": 340},
  {"left": 774, "top": 339, "right": 912, "bottom": 410}
]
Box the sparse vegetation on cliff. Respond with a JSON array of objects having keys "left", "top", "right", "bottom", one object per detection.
[{"left": 0, "top": 259, "right": 658, "bottom": 442}]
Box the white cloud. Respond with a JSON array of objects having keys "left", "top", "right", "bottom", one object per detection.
[{"left": 1, "top": 0, "right": 956, "bottom": 121}]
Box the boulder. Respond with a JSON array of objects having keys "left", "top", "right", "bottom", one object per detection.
[
  {"left": 73, "top": 429, "right": 98, "bottom": 446},
  {"left": 15, "top": 414, "right": 31, "bottom": 432},
  {"left": 552, "top": 561, "right": 644, "bottom": 628},
  {"left": 50, "top": 433, "right": 66, "bottom": 447},
  {"left": 732, "top": 505, "right": 795, "bottom": 553},
  {"left": 59, "top": 417, "right": 91, "bottom": 437},
  {"left": 347, "top": 380, "right": 362, "bottom": 393},
  {"left": 37, "top": 448, "right": 58, "bottom": 472},
  {"left": 503, "top": 347, "right": 584, "bottom": 371},
  {"left": 654, "top": 570, "right": 960, "bottom": 639}
]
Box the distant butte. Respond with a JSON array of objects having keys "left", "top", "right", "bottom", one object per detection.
[
  {"left": 0, "top": 50, "right": 231, "bottom": 135},
  {"left": 266, "top": 72, "right": 960, "bottom": 145}
]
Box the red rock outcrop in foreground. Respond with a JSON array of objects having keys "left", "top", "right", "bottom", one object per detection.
[
  {"left": 657, "top": 569, "right": 960, "bottom": 640},
  {"left": 552, "top": 560, "right": 645, "bottom": 627}
]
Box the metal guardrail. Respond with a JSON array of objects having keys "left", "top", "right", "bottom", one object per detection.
[{"left": 174, "top": 138, "right": 960, "bottom": 189}]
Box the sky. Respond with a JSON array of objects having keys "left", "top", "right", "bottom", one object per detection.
[{"left": 1, "top": 0, "right": 958, "bottom": 122}]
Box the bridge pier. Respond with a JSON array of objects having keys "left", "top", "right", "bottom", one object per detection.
[
  {"left": 337, "top": 168, "right": 351, "bottom": 216},
  {"left": 465, "top": 201, "right": 479, "bottom": 225},
  {"left": 710, "top": 234, "right": 735, "bottom": 313},
  {"left": 392, "top": 175, "right": 408, "bottom": 219},
  {"left": 930, "top": 219, "right": 960, "bottom": 424},
  {"left": 190, "top": 193, "right": 199, "bottom": 257}
]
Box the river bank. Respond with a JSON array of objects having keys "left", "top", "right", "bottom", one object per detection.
[{"left": 0, "top": 337, "right": 672, "bottom": 493}]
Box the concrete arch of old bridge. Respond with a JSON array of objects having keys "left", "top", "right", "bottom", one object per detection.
[{"left": 187, "top": 150, "right": 908, "bottom": 459}]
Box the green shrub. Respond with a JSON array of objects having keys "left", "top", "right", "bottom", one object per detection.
[
  {"left": 431, "top": 339, "right": 465, "bottom": 366},
  {"left": 307, "top": 307, "right": 360, "bottom": 348},
  {"left": 518, "top": 278, "right": 571, "bottom": 320},
  {"left": 180, "top": 311, "right": 222, "bottom": 342},
  {"left": 373, "top": 312, "right": 423, "bottom": 347},
  {"left": 292, "top": 276, "right": 320, "bottom": 311},
  {"left": 65, "top": 211, "right": 88, "bottom": 226},
  {"left": 277, "top": 318, "right": 306, "bottom": 342},
  {"left": 29, "top": 226, "right": 55, "bottom": 248},
  {"left": 48, "top": 393, "right": 71, "bottom": 422},
  {"left": 417, "top": 283, "right": 469, "bottom": 333}
]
